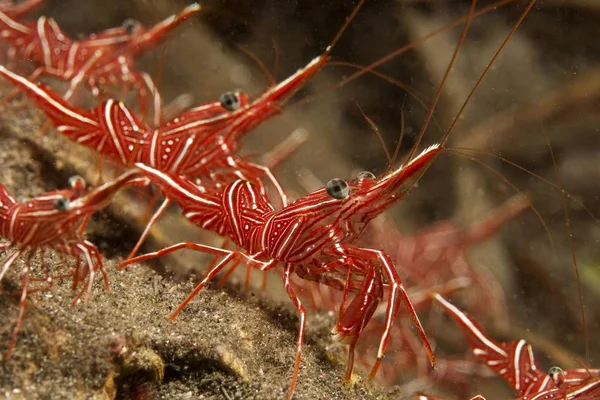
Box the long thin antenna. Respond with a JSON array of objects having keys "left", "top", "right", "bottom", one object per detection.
[
  {"left": 452, "top": 147, "right": 598, "bottom": 224},
  {"left": 401, "top": 0, "right": 537, "bottom": 208},
  {"left": 439, "top": 0, "right": 537, "bottom": 147},
  {"left": 355, "top": 101, "right": 392, "bottom": 166},
  {"left": 547, "top": 140, "right": 590, "bottom": 366},
  {"left": 234, "top": 43, "right": 276, "bottom": 87},
  {"left": 446, "top": 148, "right": 553, "bottom": 249},
  {"left": 391, "top": 94, "right": 408, "bottom": 168},
  {"left": 406, "top": 0, "right": 478, "bottom": 164},
  {"left": 327, "top": 0, "right": 366, "bottom": 56},
  {"left": 150, "top": 43, "right": 170, "bottom": 125},
  {"left": 316, "top": 0, "right": 517, "bottom": 101}
]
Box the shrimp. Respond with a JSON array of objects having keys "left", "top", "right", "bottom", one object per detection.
[
  {"left": 416, "top": 294, "right": 600, "bottom": 400},
  {"left": 0, "top": 169, "right": 139, "bottom": 360},
  {"left": 0, "top": 3, "right": 201, "bottom": 124},
  {"left": 118, "top": 142, "right": 441, "bottom": 398}
]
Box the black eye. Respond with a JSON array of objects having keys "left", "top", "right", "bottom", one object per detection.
[
  {"left": 220, "top": 91, "right": 241, "bottom": 111},
  {"left": 326, "top": 179, "right": 349, "bottom": 200},
  {"left": 356, "top": 171, "right": 376, "bottom": 180},
  {"left": 54, "top": 197, "right": 69, "bottom": 211},
  {"left": 122, "top": 19, "right": 141, "bottom": 35}
]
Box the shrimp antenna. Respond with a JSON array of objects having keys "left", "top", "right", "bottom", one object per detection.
[
  {"left": 390, "top": 93, "right": 408, "bottom": 168},
  {"left": 354, "top": 101, "right": 392, "bottom": 167},
  {"left": 302, "top": 0, "right": 518, "bottom": 106},
  {"left": 403, "top": 0, "right": 537, "bottom": 206},
  {"left": 327, "top": 0, "right": 366, "bottom": 56},
  {"left": 452, "top": 147, "right": 598, "bottom": 224},
  {"left": 547, "top": 139, "right": 590, "bottom": 366},
  {"left": 437, "top": 0, "right": 537, "bottom": 148},
  {"left": 291, "top": 60, "right": 446, "bottom": 138},
  {"left": 234, "top": 43, "right": 276, "bottom": 87},
  {"left": 445, "top": 147, "right": 553, "bottom": 249},
  {"left": 150, "top": 43, "right": 170, "bottom": 125},
  {"left": 405, "top": 0, "right": 478, "bottom": 163}
]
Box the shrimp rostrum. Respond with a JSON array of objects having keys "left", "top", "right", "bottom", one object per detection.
[
  {"left": 0, "top": 169, "right": 138, "bottom": 360},
  {"left": 121, "top": 143, "right": 442, "bottom": 398}
]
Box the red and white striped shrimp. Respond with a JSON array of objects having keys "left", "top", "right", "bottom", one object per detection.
[
  {"left": 118, "top": 143, "right": 441, "bottom": 399},
  {"left": 0, "top": 169, "right": 139, "bottom": 360},
  {"left": 422, "top": 294, "right": 600, "bottom": 400},
  {"left": 0, "top": 3, "right": 200, "bottom": 124}
]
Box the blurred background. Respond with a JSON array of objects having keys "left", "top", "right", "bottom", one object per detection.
[{"left": 5, "top": 0, "right": 600, "bottom": 398}]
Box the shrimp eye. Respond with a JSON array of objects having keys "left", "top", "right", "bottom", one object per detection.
[
  {"left": 69, "top": 175, "right": 86, "bottom": 191},
  {"left": 54, "top": 197, "right": 69, "bottom": 211},
  {"left": 548, "top": 366, "right": 563, "bottom": 376},
  {"left": 548, "top": 366, "right": 565, "bottom": 385},
  {"left": 356, "top": 171, "right": 376, "bottom": 180},
  {"left": 122, "top": 19, "right": 142, "bottom": 35},
  {"left": 220, "top": 91, "right": 241, "bottom": 111},
  {"left": 326, "top": 179, "right": 349, "bottom": 200}
]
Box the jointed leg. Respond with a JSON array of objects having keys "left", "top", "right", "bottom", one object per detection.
[
  {"left": 169, "top": 251, "right": 237, "bottom": 320},
  {"left": 282, "top": 263, "right": 306, "bottom": 400},
  {"left": 121, "top": 243, "right": 272, "bottom": 319},
  {"left": 5, "top": 252, "right": 32, "bottom": 361},
  {"left": 139, "top": 72, "right": 163, "bottom": 127},
  {"left": 126, "top": 197, "right": 171, "bottom": 260},
  {"left": 72, "top": 243, "right": 101, "bottom": 304},
  {"left": 70, "top": 256, "right": 84, "bottom": 291},
  {"left": 336, "top": 267, "right": 379, "bottom": 381},
  {"left": 88, "top": 243, "right": 109, "bottom": 291},
  {"left": 0, "top": 248, "right": 22, "bottom": 282},
  {"left": 120, "top": 241, "right": 237, "bottom": 270},
  {"left": 215, "top": 256, "right": 241, "bottom": 288},
  {"left": 24, "top": 249, "right": 56, "bottom": 295},
  {"left": 341, "top": 245, "right": 435, "bottom": 380}
]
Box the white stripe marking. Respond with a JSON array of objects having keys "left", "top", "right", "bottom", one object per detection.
[
  {"left": 104, "top": 100, "right": 127, "bottom": 163},
  {"left": 135, "top": 163, "right": 218, "bottom": 208},
  {"left": 434, "top": 294, "right": 508, "bottom": 357},
  {"left": 0, "top": 66, "right": 99, "bottom": 126}
]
